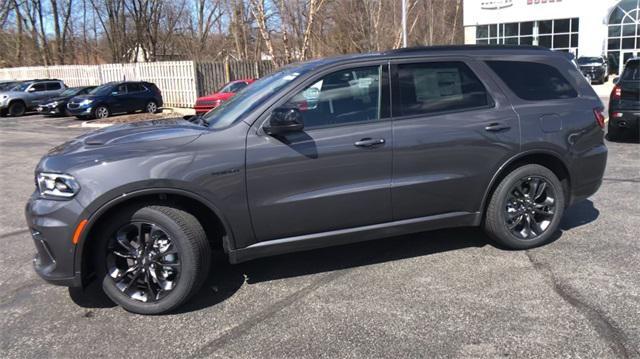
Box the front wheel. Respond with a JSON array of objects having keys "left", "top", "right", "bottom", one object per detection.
[
  {"left": 8, "top": 101, "right": 26, "bottom": 116},
  {"left": 96, "top": 205, "right": 211, "bottom": 314},
  {"left": 93, "top": 106, "right": 110, "bottom": 119},
  {"left": 484, "top": 164, "right": 565, "bottom": 249}
]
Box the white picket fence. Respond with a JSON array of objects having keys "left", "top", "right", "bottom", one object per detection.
[
  {"left": 0, "top": 60, "right": 278, "bottom": 108},
  {"left": 0, "top": 61, "right": 197, "bottom": 107}
]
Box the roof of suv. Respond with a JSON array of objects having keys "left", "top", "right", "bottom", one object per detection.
[{"left": 299, "top": 45, "right": 563, "bottom": 69}]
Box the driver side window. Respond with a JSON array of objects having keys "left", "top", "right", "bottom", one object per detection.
[{"left": 283, "top": 66, "right": 382, "bottom": 129}]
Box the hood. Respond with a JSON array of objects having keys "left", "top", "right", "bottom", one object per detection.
[
  {"left": 46, "top": 95, "right": 73, "bottom": 103},
  {"left": 69, "top": 94, "right": 99, "bottom": 103},
  {"left": 40, "top": 118, "right": 208, "bottom": 172}
]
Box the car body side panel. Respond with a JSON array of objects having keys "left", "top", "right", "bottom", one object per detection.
[{"left": 389, "top": 57, "right": 521, "bottom": 218}]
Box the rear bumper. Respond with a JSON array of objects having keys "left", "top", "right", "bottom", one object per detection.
[
  {"left": 25, "top": 192, "right": 85, "bottom": 287},
  {"left": 608, "top": 109, "right": 640, "bottom": 136},
  {"left": 569, "top": 144, "right": 608, "bottom": 205}
]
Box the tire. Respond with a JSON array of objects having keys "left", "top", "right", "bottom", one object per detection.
[
  {"left": 8, "top": 101, "right": 26, "bottom": 116},
  {"left": 484, "top": 164, "right": 565, "bottom": 250},
  {"left": 145, "top": 100, "right": 158, "bottom": 114},
  {"left": 93, "top": 105, "right": 109, "bottom": 119},
  {"left": 95, "top": 205, "right": 211, "bottom": 315}
]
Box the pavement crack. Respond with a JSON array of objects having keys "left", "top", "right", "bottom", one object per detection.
[
  {"left": 525, "top": 251, "right": 635, "bottom": 358},
  {"left": 602, "top": 177, "right": 640, "bottom": 183},
  {"left": 0, "top": 229, "right": 29, "bottom": 239},
  {"left": 190, "top": 269, "right": 349, "bottom": 358}
]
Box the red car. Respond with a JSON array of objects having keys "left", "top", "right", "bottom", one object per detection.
[{"left": 193, "top": 79, "right": 255, "bottom": 115}]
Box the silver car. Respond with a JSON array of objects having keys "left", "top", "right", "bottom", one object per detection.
[{"left": 0, "top": 79, "right": 67, "bottom": 116}]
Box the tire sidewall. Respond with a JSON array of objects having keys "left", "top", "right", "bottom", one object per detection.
[
  {"left": 146, "top": 101, "right": 157, "bottom": 113},
  {"left": 96, "top": 206, "right": 200, "bottom": 314},
  {"left": 9, "top": 101, "right": 25, "bottom": 116},
  {"left": 486, "top": 165, "right": 565, "bottom": 249}
]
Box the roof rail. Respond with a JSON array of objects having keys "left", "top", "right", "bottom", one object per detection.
[{"left": 385, "top": 45, "right": 550, "bottom": 54}]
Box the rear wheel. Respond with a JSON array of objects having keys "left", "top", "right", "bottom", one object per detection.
[
  {"left": 8, "top": 101, "right": 26, "bottom": 116},
  {"left": 93, "top": 105, "right": 109, "bottom": 119},
  {"left": 96, "top": 205, "right": 211, "bottom": 314},
  {"left": 145, "top": 101, "right": 158, "bottom": 114},
  {"left": 484, "top": 164, "right": 565, "bottom": 249}
]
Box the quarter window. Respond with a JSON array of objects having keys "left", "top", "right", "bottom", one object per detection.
[
  {"left": 283, "top": 66, "right": 382, "bottom": 129},
  {"left": 127, "top": 83, "right": 145, "bottom": 93},
  {"left": 486, "top": 61, "right": 577, "bottom": 101},
  {"left": 395, "top": 62, "right": 490, "bottom": 117}
]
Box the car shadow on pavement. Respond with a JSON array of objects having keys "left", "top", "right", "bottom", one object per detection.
[{"left": 70, "top": 200, "right": 599, "bottom": 314}]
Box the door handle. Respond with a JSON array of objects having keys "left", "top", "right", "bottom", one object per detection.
[
  {"left": 354, "top": 138, "right": 385, "bottom": 148},
  {"left": 485, "top": 122, "right": 511, "bottom": 132}
]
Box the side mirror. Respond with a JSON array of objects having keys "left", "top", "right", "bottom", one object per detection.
[
  {"left": 28, "top": 87, "right": 36, "bottom": 92},
  {"left": 613, "top": 77, "right": 620, "bottom": 85},
  {"left": 264, "top": 107, "right": 304, "bottom": 135},
  {"left": 111, "top": 91, "right": 119, "bottom": 95}
]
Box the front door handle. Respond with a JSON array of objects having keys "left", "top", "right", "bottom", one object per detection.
[
  {"left": 485, "top": 122, "right": 511, "bottom": 132},
  {"left": 354, "top": 138, "right": 385, "bottom": 148}
]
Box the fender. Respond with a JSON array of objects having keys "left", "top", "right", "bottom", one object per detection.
[
  {"left": 478, "top": 149, "right": 572, "bottom": 214},
  {"left": 73, "top": 186, "right": 236, "bottom": 282}
]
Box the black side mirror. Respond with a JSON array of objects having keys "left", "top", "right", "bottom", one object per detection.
[{"left": 264, "top": 107, "right": 304, "bottom": 135}]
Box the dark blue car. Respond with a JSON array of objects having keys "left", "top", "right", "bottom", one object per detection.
[{"left": 67, "top": 81, "right": 163, "bottom": 120}]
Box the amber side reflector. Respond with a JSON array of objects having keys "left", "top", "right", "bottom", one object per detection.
[{"left": 72, "top": 219, "right": 88, "bottom": 245}]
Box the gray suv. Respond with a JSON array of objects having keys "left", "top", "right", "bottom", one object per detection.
[
  {"left": 0, "top": 79, "right": 66, "bottom": 116},
  {"left": 25, "top": 46, "right": 607, "bottom": 314}
]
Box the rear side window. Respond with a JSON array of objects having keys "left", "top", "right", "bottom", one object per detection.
[
  {"left": 621, "top": 60, "right": 639, "bottom": 81},
  {"left": 46, "top": 82, "right": 62, "bottom": 90},
  {"left": 486, "top": 61, "right": 577, "bottom": 101},
  {"left": 395, "top": 62, "right": 490, "bottom": 117},
  {"left": 127, "top": 83, "right": 146, "bottom": 93}
]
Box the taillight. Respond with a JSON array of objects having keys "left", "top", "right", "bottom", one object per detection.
[
  {"left": 610, "top": 84, "right": 621, "bottom": 100},
  {"left": 593, "top": 107, "right": 606, "bottom": 129}
]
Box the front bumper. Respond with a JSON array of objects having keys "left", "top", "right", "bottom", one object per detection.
[
  {"left": 25, "top": 192, "right": 85, "bottom": 287},
  {"left": 37, "top": 104, "right": 64, "bottom": 115},
  {"left": 66, "top": 105, "right": 93, "bottom": 116}
]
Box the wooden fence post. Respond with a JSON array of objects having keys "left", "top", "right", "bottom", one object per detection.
[{"left": 224, "top": 57, "right": 231, "bottom": 83}]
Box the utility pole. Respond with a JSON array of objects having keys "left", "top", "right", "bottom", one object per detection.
[{"left": 402, "top": 0, "right": 408, "bottom": 47}]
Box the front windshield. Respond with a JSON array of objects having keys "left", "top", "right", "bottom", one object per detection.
[
  {"left": 89, "top": 84, "right": 114, "bottom": 96},
  {"left": 202, "top": 64, "right": 316, "bottom": 129},
  {"left": 577, "top": 57, "right": 603, "bottom": 64},
  {"left": 12, "top": 82, "right": 31, "bottom": 92}
]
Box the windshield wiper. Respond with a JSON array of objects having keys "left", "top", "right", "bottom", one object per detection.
[{"left": 187, "top": 114, "right": 209, "bottom": 127}]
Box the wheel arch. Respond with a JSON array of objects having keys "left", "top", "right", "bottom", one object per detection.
[
  {"left": 76, "top": 187, "right": 234, "bottom": 286},
  {"left": 480, "top": 150, "right": 572, "bottom": 217}
]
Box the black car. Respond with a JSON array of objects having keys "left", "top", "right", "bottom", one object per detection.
[
  {"left": 37, "top": 86, "right": 96, "bottom": 116},
  {"left": 67, "top": 81, "right": 163, "bottom": 120},
  {"left": 608, "top": 58, "right": 639, "bottom": 142},
  {"left": 577, "top": 56, "right": 609, "bottom": 84}
]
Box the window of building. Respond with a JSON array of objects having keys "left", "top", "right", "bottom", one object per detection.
[
  {"left": 395, "top": 62, "right": 489, "bottom": 117},
  {"left": 607, "top": 0, "right": 640, "bottom": 74},
  {"left": 486, "top": 61, "right": 577, "bottom": 101},
  {"left": 283, "top": 66, "right": 382, "bottom": 129},
  {"left": 475, "top": 18, "right": 579, "bottom": 52}
]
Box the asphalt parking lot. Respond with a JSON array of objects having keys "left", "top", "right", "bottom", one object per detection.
[{"left": 1, "top": 110, "right": 638, "bottom": 358}]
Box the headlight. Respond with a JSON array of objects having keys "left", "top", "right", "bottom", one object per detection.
[
  {"left": 36, "top": 173, "right": 80, "bottom": 198},
  {"left": 49, "top": 101, "right": 59, "bottom": 107},
  {"left": 79, "top": 99, "right": 93, "bottom": 106},
  {"left": 0, "top": 95, "right": 7, "bottom": 100}
]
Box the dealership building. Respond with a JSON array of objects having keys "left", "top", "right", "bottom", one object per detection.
[{"left": 463, "top": 0, "right": 640, "bottom": 73}]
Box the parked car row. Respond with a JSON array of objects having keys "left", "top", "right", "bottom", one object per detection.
[{"left": 0, "top": 79, "right": 163, "bottom": 119}]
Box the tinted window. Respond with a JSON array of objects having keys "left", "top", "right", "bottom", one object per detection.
[
  {"left": 486, "top": 61, "right": 577, "bottom": 101},
  {"left": 115, "top": 84, "right": 127, "bottom": 94},
  {"left": 283, "top": 66, "right": 381, "bottom": 129},
  {"left": 46, "top": 82, "right": 62, "bottom": 90},
  {"left": 31, "top": 83, "right": 46, "bottom": 92},
  {"left": 621, "top": 60, "right": 639, "bottom": 81},
  {"left": 395, "top": 62, "right": 489, "bottom": 117},
  {"left": 127, "top": 83, "right": 145, "bottom": 92},
  {"left": 229, "top": 82, "right": 248, "bottom": 92}
]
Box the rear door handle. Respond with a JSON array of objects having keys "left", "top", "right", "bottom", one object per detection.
[
  {"left": 354, "top": 138, "right": 385, "bottom": 148},
  {"left": 485, "top": 122, "right": 511, "bottom": 132}
]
